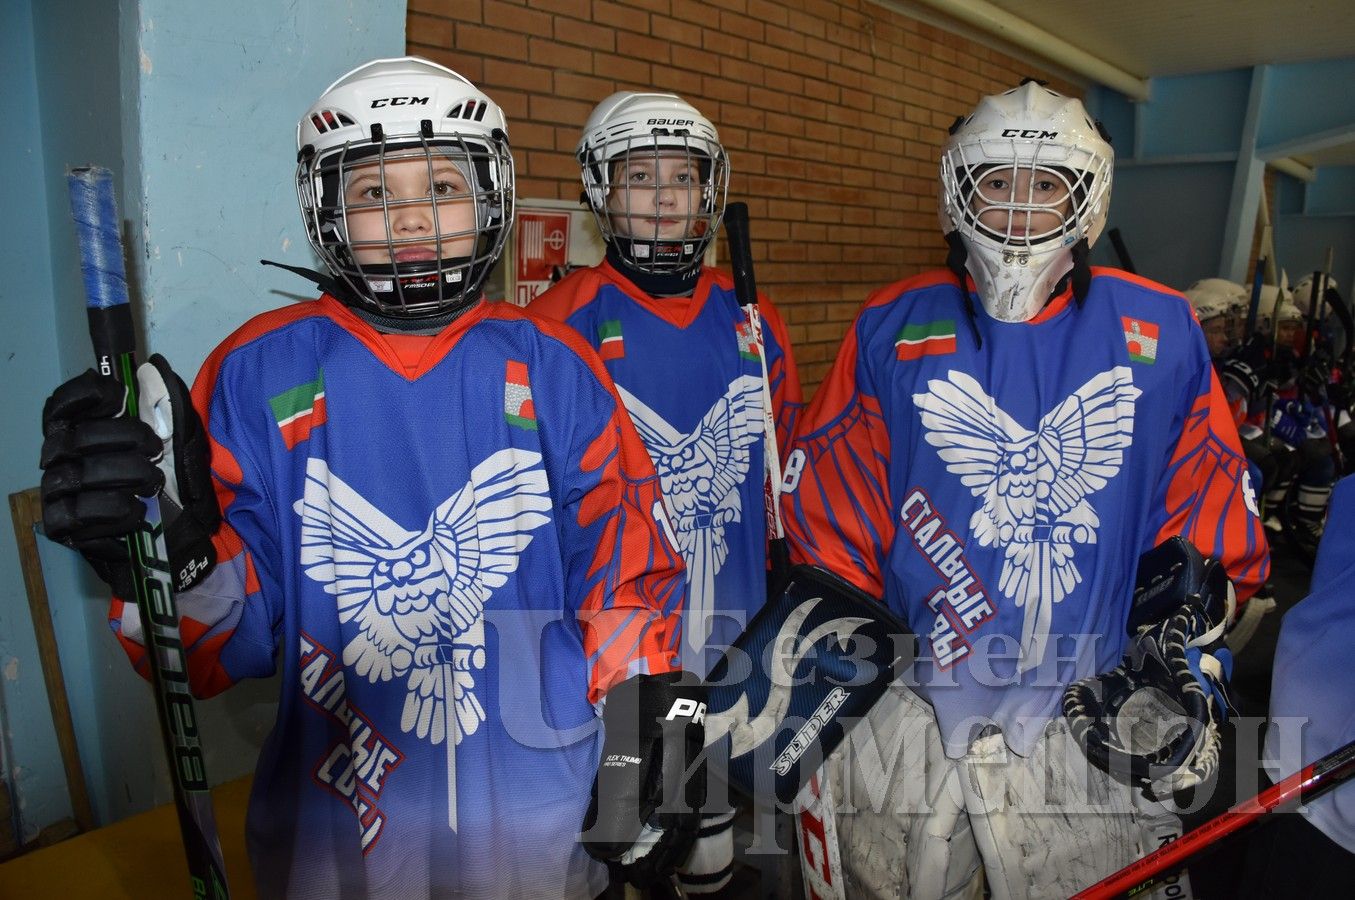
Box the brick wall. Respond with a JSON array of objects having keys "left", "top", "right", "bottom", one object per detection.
[{"left": 408, "top": 0, "right": 1079, "bottom": 393}]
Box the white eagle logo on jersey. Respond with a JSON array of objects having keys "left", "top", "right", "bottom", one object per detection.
[
  {"left": 618, "top": 375, "right": 763, "bottom": 655},
  {"left": 914, "top": 367, "right": 1141, "bottom": 670},
  {"left": 294, "top": 448, "right": 552, "bottom": 831}
]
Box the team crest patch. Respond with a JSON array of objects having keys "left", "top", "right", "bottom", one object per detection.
[
  {"left": 895, "top": 320, "right": 956, "bottom": 360},
  {"left": 505, "top": 360, "right": 537, "bottom": 430},
  {"left": 269, "top": 370, "right": 327, "bottom": 450},
  {"left": 735, "top": 321, "right": 760, "bottom": 361},
  {"left": 598, "top": 320, "right": 624, "bottom": 361},
  {"left": 1122, "top": 317, "right": 1159, "bottom": 364}
]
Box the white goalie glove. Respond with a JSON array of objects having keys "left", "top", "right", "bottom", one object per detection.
[{"left": 1063, "top": 538, "right": 1237, "bottom": 799}]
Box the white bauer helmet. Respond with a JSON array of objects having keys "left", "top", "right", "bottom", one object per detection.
[
  {"left": 577, "top": 91, "right": 729, "bottom": 277},
  {"left": 296, "top": 56, "right": 514, "bottom": 319},
  {"left": 940, "top": 82, "right": 1114, "bottom": 322}
]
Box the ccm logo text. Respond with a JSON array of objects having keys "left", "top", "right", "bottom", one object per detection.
[
  {"left": 1000, "top": 128, "right": 1058, "bottom": 139},
  {"left": 371, "top": 96, "right": 431, "bottom": 108}
]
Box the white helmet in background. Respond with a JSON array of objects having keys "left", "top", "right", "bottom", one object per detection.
[
  {"left": 1253, "top": 284, "right": 1293, "bottom": 331},
  {"left": 1292, "top": 273, "right": 1339, "bottom": 315},
  {"left": 296, "top": 56, "right": 514, "bottom": 320},
  {"left": 1184, "top": 284, "right": 1232, "bottom": 324},
  {"left": 1187, "top": 278, "right": 1249, "bottom": 313},
  {"left": 577, "top": 91, "right": 729, "bottom": 277},
  {"left": 940, "top": 81, "right": 1114, "bottom": 322}
]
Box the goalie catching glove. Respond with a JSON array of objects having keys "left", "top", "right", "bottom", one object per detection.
[
  {"left": 1063, "top": 537, "right": 1237, "bottom": 798},
  {"left": 39, "top": 355, "right": 220, "bottom": 597},
  {"left": 581, "top": 671, "right": 707, "bottom": 886}
]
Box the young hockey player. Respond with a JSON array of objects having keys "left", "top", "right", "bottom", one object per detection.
[
  {"left": 530, "top": 91, "right": 803, "bottom": 896},
  {"left": 39, "top": 57, "right": 705, "bottom": 899},
  {"left": 1242, "top": 473, "right": 1355, "bottom": 896},
  {"left": 1185, "top": 279, "right": 1243, "bottom": 360},
  {"left": 782, "top": 82, "right": 1269, "bottom": 899}
]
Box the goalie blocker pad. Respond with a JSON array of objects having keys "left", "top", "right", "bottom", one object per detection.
[{"left": 702, "top": 564, "right": 916, "bottom": 808}]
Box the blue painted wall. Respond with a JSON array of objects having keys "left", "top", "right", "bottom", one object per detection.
[
  {"left": 1091, "top": 61, "right": 1355, "bottom": 297},
  {"left": 4, "top": 0, "right": 403, "bottom": 838}
]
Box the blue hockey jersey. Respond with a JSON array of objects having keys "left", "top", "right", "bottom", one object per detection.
[
  {"left": 1267, "top": 474, "right": 1355, "bottom": 852},
  {"left": 784, "top": 268, "right": 1269, "bottom": 758},
  {"left": 531, "top": 260, "right": 802, "bottom": 675},
  {"left": 111, "top": 296, "right": 687, "bottom": 899}
]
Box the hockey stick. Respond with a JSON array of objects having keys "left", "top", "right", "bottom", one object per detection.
[
  {"left": 66, "top": 167, "right": 229, "bottom": 899},
  {"left": 1072, "top": 736, "right": 1355, "bottom": 899},
  {"left": 1243, "top": 255, "right": 1266, "bottom": 343},
  {"left": 723, "top": 202, "right": 790, "bottom": 582}
]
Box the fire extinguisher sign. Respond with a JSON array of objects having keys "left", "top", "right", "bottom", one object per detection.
[{"left": 514, "top": 210, "right": 571, "bottom": 306}]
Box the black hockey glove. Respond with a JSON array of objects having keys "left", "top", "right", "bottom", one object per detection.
[
  {"left": 1063, "top": 538, "right": 1236, "bottom": 799},
  {"left": 582, "top": 671, "right": 707, "bottom": 887},
  {"left": 40, "top": 355, "right": 220, "bottom": 597}
]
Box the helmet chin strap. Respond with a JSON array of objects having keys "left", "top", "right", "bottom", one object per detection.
[
  {"left": 1069, "top": 237, "right": 1092, "bottom": 306},
  {"left": 944, "top": 232, "right": 983, "bottom": 350},
  {"left": 605, "top": 242, "right": 701, "bottom": 297},
  {"left": 260, "top": 258, "right": 480, "bottom": 333}
]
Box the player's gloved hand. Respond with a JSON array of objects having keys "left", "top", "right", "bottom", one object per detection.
[
  {"left": 1063, "top": 538, "right": 1236, "bottom": 799},
  {"left": 40, "top": 355, "right": 220, "bottom": 597},
  {"left": 1270, "top": 398, "right": 1314, "bottom": 447},
  {"left": 582, "top": 671, "right": 707, "bottom": 886}
]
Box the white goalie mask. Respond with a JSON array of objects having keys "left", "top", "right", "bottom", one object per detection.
[
  {"left": 577, "top": 92, "right": 729, "bottom": 276},
  {"left": 941, "top": 83, "right": 1114, "bottom": 322},
  {"left": 296, "top": 56, "right": 515, "bottom": 319}
]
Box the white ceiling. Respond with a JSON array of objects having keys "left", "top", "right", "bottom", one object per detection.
[{"left": 981, "top": 0, "right": 1355, "bottom": 78}]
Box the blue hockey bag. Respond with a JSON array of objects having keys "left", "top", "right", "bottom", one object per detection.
[{"left": 702, "top": 564, "right": 916, "bottom": 808}]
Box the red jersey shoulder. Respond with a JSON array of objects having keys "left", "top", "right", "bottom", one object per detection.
[
  {"left": 862, "top": 269, "right": 962, "bottom": 316},
  {"left": 484, "top": 300, "right": 617, "bottom": 384},
  {"left": 1090, "top": 267, "right": 1199, "bottom": 324},
  {"left": 528, "top": 266, "right": 610, "bottom": 321},
  {"left": 192, "top": 297, "right": 336, "bottom": 403}
]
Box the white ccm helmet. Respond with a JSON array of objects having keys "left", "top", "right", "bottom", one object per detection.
[
  {"left": 940, "top": 82, "right": 1114, "bottom": 322},
  {"left": 577, "top": 92, "right": 729, "bottom": 277},
  {"left": 296, "top": 57, "right": 514, "bottom": 319}
]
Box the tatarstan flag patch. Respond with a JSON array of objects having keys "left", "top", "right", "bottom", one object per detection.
[
  {"left": 505, "top": 360, "right": 537, "bottom": 430},
  {"left": 895, "top": 320, "right": 956, "bottom": 360},
  {"left": 1123, "top": 317, "right": 1159, "bottom": 364},
  {"left": 598, "top": 320, "right": 624, "bottom": 361},
  {"left": 269, "top": 370, "right": 327, "bottom": 450},
  {"left": 735, "top": 320, "right": 760, "bottom": 361}
]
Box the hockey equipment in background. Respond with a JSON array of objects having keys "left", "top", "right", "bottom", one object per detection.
[
  {"left": 63, "top": 167, "right": 229, "bottom": 898},
  {"left": 723, "top": 201, "right": 789, "bottom": 586},
  {"left": 582, "top": 671, "right": 707, "bottom": 887},
  {"left": 1243, "top": 255, "right": 1266, "bottom": 342},
  {"left": 577, "top": 91, "right": 729, "bottom": 278},
  {"left": 41, "top": 356, "right": 220, "bottom": 598},
  {"left": 1063, "top": 537, "right": 1236, "bottom": 799},
  {"left": 1107, "top": 227, "right": 1136, "bottom": 274},
  {"left": 940, "top": 80, "right": 1114, "bottom": 322},
  {"left": 296, "top": 56, "right": 514, "bottom": 320},
  {"left": 703, "top": 565, "right": 916, "bottom": 807},
  {"left": 1072, "top": 737, "right": 1355, "bottom": 899}
]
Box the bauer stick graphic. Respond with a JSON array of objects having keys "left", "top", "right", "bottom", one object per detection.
[
  {"left": 66, "top": 167, "right": 229, "bottom": 899},
  {"left": 1072, "top": 737, "right": 1355, "bottom": 899},
  {"left": 723, "top": 202, "right": 790, "bottom": 581}
]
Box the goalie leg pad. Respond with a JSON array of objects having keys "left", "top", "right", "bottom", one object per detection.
[
  {"left": 962, "top": 720, "right": 1193, "bottom": 900},
  {"left": 823, "top": 683, "right": 982, "bottom": 899}
]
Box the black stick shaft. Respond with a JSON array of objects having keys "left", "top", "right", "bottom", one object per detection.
[
  {"left": 68, "top": 166, "right": 229, "bottom": 899},
  {"left": 723, "top": 202, "right": 790, "bottom": 579}
]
